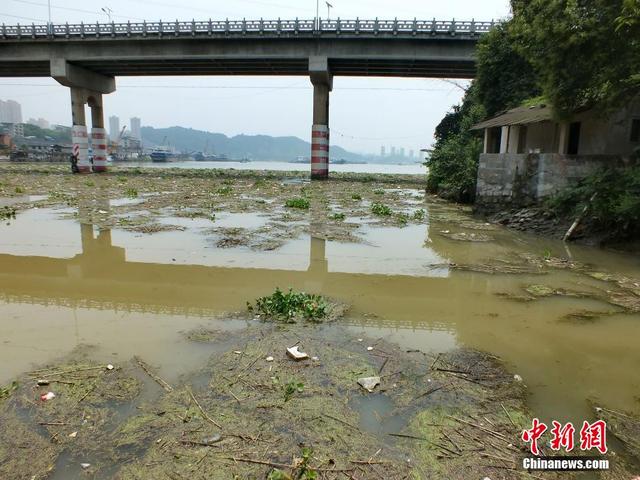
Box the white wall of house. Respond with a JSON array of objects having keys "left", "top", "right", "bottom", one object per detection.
[
  {"left": 523, "top": 122, "right": 558, "bottom": 153},
  {"left": 576, "top": 100, "right": 640, "bottom": 155}
]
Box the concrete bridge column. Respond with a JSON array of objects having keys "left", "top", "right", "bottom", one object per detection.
[
  {"left": 309, "top": 57, "right": 332, "bottom": 180},
  {"left": 89, "top": 95, "right": 108, "bottom": 172},
  {"left": 70, "top": 88, "right": 91, "bottom": 173},
  {"left": 51, "top": 59, "right": 115, "bottom": 174}
]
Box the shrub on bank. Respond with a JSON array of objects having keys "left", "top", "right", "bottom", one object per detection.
[{"left": 545, "top": 165, "right": 640, "bottom": 238}]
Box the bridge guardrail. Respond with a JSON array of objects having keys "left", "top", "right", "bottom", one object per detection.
[{"left": 0, "top": 18, "right": 497, "bottom": 40}]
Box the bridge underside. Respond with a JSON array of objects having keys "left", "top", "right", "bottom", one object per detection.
[{"left": 0, "top": 58, "right": 475, "bottom": 78}]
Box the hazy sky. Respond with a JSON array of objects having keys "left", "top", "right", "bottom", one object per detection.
[{"left": 0, "top": 0, "right": 511, "bottom": 155}]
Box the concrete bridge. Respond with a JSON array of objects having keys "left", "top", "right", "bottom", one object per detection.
[{"left": 0, "top": 18, "right": 495, "bottom": 177}]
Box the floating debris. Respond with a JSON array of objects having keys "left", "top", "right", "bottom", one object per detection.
[
  {"left": 265, "top": 356, "right": 274, "bottom": 362},
  {"left": 357, "top": 376, "right": 381, "bottom": 393},
  {"left": 40, "top": 392, "right": 55, "bottom": 401},
  {"left": 286, "top": 346, "right": 309, "bottom": 361},
  {"left": 201, "top": 434, "right": 222, "bottom": 445}
]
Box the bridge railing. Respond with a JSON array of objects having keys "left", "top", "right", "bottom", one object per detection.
[{"left": 0, "top": 18, "right": 496, "bottom": 40}]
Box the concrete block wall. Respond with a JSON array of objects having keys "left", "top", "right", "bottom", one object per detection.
[{"left": 476, "top": 153, "right": 627, "bottom": 209}]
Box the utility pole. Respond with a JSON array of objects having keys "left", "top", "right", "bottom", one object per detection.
[
  {"left": 316, "top": 0, "right": 320, "bottom": 31},
  {"left": 101, "top": 7, "right": 113, "bottom": 22},
  {"left": 326, "top": 1, "right": 333, "bottom": 20},
  {"left": 47, "top": 0, "right": 52, "bottom": 35}
]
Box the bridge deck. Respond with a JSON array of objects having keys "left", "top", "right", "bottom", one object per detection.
[{"left": 0, "top": 18, "right": 493, "bottom": 78}]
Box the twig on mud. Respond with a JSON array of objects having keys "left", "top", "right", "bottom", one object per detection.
[
  {"left": 387, "top": 433, "right": 459, "bottom": 456},
  {"left": 224, "top": 457, "right": 355, "bottom": 473},
  {"left": 323, "top": 413, "right": 361, "bottom": 432},
  {"left": 134, "top": 356, "right": 173, "bottom": 392},
  {"left": 378, "top": 357, "right": 389, "bottom": 375},
  {"left": 229, "top": 390, "right": 242, "bottom": 403},
  {"left": 414, "top": 384, "right": 445, "bottom": 400},
  {"left": 350, "top": 460, "right": 389, "bottom": 465},
  {"left": 434, "top": 367, "right": 470, "bottom": 375},
  {"left": 367, "top": 448, "right": 382, "bottom": 464},
  {"left": 38, "top": 421, "right": 67, "bottom": 426},
  {"left": 188, "top": 387, "right": 223, "bottom": 429},
  {"left": 446, "top": 416, "right": 509, "bottom": 442},
  {"left": 446, "top": 372, "right": 486, "bottom": 386},
  {"left": 441, "top": 430, "right": 462, "bottom": 454},
  {"left": 31, "top": 365, "right": 107, "bottom": 379},
  {"left": 430, "top": 353, "right": 441, "bottom": 370},
  {"left": 501, "top": 403, "right": 517, "bottom": 428},
  {"left": 480, "top": 452, "right": 516, "bottom": 465},
  {"left": 77, "top": 380, "right": 98, "bottom": 403}
]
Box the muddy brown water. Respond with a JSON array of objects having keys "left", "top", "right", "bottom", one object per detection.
[{"left": 1, "top": 184, "right": 639, "bottom": 440}]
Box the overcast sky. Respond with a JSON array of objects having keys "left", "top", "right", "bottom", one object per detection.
[{"left": 0, "top": 0, "right": 511, "bottom": 155}]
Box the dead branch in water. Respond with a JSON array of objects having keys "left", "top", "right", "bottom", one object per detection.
[{"left": 134, "top": 355, "right": 173, "bottom": 392}]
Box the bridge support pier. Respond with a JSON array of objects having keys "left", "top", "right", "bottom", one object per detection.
[
  {"left": 89, "top": 95, "right": 108, "bottom": 173},
  {"left": 70, "top": 88, "right": 91, "bottom": 173},
  {"left": 52, "top": 59, "right": 115, "bottom": 174},
  {"left": 309, "top": 57, "right": 332, "bottom": 180}
]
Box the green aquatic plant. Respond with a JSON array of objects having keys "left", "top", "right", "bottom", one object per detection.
[
  {"left": 0, "top": 381, "right": 18, "bottom": 401},
  {"left": 125, "top": 187, "right": 138, "bottom": 198},
  {"left": 373, "top": 188, "right": 385, "bottom": 195},
  {"left": 0, "top": 206, "right": 16, "bottom": 221},
  {"left": 216, "top": 185, "right": 233, "bottom": 195},
  {"left": 14, "top": 186, "right": 24, "bottom": 194},
  {"left": 329, "top": 212, "right": 346, "bottom": 221},
  {"left": 351, "top": 193, "right": 362, "bottom": 201},
  {"left": 413, "top": 209, "right": 426, "bottom": 220},
  {"left": 396, "top": 213, "right": 409, "bottom": 225},
  {"left": 285, "top": 197, "right": 310, "bottom": 210},
  {"left": 371, "top": 202, "right": 392, "bottom": 216},
  {"left": 248, "top": 287, "right": 327, "bottom": 323},
  {"left": 283, "top": 380, "right": 305, "bottom": 403}
]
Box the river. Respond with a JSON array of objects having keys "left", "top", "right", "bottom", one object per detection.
[
  {"left": 0, "top": 165, "right": 638, "bottom": 477},
  {"left": 120, "top": 159, "right": 427, "bottom": 175}
]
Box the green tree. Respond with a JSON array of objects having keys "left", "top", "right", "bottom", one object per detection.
[
  {"left": 511, "top": 0, "right": 640, "bottom": 116},
  {"left": 427, "top": 87, "right": 485, "bottom": 203},
  {"left": 475, "top": 23, "right": 542, "bottom": 116}
]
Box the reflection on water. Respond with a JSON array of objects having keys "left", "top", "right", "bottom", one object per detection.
[{"left": 0, "top": 199, "right": 639, "bottom": 429}]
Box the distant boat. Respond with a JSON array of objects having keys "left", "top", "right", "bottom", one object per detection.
[{"left": 150, "top": 146, "right": 175, "bottom": 163}]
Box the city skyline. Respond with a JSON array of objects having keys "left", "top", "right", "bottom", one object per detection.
[{"left": 2, "top": 97, "right": 425, "bottom": 157}]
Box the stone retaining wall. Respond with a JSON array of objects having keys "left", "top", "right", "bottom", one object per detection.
[{"left": 476, "top": 153, "right": 630, "bottom": 210}]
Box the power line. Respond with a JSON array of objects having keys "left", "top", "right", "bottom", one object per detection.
[
  {"left": 7, "top": 0, "right": 146, "bottom": 21},
  {"left": 0, "top": 12, "right": 47, "bottom": 22},
  {"left": 332, "top": 129, "right": 426, "bottom": 141}
]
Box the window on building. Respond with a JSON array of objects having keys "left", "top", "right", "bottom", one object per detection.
[
  {"left": 487, "top": 127, "right": 501, "bottom": 153},
  {"left": 567, "top": 122, "right": 581, "bottom": 155},
  {"left": 631, "top": 119, "right": 640, "bottom": 142},
  {"left": 517, "top": 126, "right": 528, "bottom": 154}
]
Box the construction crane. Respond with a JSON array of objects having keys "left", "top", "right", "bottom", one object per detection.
[{"left": 108, "top": 126, "right": 127, "bottom": 159}]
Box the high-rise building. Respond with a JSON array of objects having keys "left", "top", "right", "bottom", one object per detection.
[
  {"left": 400, "top": 147, "right": 405, "bottom": 157},
  {"left": 0, "top": 100, "right": 23, "bottom": 124},
  {"left": 390, "top": 146, "right": 396, "bottom": 156},
  {"left": 109, "top": 115, "right": 120, "bottom": 142},
  {"left": 27, "top": 117, "right": 50, "bottom": 129},
  {"left": 380, "top": 146, "right": 386, "bottom": 157},
  {"left": 130, "top": 117, "right": 141, "bottom": 140},
  {"left": 409, "top": 149, "right": 415, "bottom": 159}
]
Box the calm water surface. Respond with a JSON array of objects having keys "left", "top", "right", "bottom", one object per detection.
[
  {"left": 120, "top": 160, "right": 427, "bottom": 175},
  {"left": 1, "top": 189, "right": 639, "bottom": 432}
]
